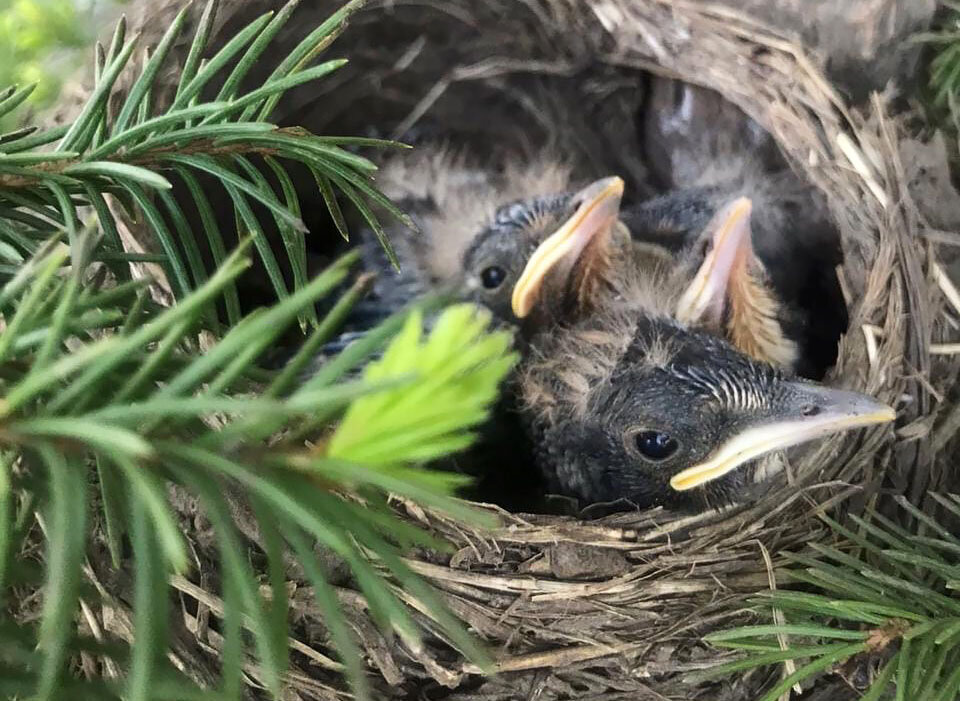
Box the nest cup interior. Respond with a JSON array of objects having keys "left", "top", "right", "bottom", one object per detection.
[
  {"left": 207, "top": 0, "right": 881, "bottom": 513},
  {"left": 129, "top": 0, "right": 939, "bottom": 584},
  {"left": 105, "top": 0, "right": 958, "bottom": 696}
]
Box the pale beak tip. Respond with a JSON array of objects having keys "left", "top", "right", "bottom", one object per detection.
[
  {"left": 842, "top": 392, "right": 896, "bottom": 425},
  {"left": 667, "top": 393, "right": 896, "bottom": 494},
  {"left": 577, "top": 176, "right": 625, "bottom": 204},
  {"left": 875, "top": 405, "right": 897, "bottom": 423},
  {"left": 509, "top": 174, "right": 625, "bottom": 320},
  {"left": 511, "top": 290, "right": 532, "bottom": 319},
  {"left": 717, "top": 197, "right": 754, "bottom": 240},
  {"left": 730, "top": 196, "right": 753, "bottom": 216}
]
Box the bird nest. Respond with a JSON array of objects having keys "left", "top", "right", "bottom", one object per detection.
[{"left": 68, "top": 0, "right": 960, "bottom": 697}]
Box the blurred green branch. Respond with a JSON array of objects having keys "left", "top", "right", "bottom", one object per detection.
[
  {"left": 0, "top": 1, "right": 516, "bottom": 698},
  {"left": 0, "top": 0, "right": 107, "bottom": 128}
]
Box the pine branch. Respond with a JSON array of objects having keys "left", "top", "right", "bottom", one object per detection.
[
  {"left": 696, "top": 495, "right": 960, "bottom": 700},
  {"left": 0, "top": 1, "right": 519, "bottom": 698},
  {"left": 0, "top": 0, "right": 407, "bottom": 322},
  {"left": 0, "top": 237, "right": 513, "bottom": 697},
  {"left": 918, "top": 4, "right": 960, "bottom": 138}
]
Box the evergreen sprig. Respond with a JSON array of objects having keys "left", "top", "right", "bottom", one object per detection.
[
  {"left": 0, "top": 0, "right": 410, "bottom": 329},
  {"left": 0, "top": 1, "right": 517, "bottom": 698},
  {"left": 0, "top": 236, "right": 513, "bottom": 698},
  {"left": 698, "top": 494, "right": 960, "bottom": 701},
  {"left": 918, "top": 1, "right": 960, "bottom": 134}
]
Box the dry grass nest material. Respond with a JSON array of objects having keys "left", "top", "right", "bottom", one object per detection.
[{"left": 69, "top": 0, "right": 960, "bottom": 698}]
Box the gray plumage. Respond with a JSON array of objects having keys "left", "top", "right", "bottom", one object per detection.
[{"left": 518, "top": 255, "right": 891, "bottom": 510}]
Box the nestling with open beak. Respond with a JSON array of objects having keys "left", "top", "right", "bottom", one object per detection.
[
  {"left": 623, "top": 180, "right": 847, "bottom": 380},
  {"left": 377, "top": 148, "right": 629, "bottom": 335},
  {"left": 636, "top": 76, "right": 848, "bottom": 380},
  {"left": 514, "top": 197, "right": 896, "bottom": 509},
  {"left": 320, "top": 147, "right": 631, "bottom": 354},
  {"left": 303, "top": 148, "right": 638, "bottom": 507},
  {"left": 671, "top": 197, "right": 801, "bottom": 371}
]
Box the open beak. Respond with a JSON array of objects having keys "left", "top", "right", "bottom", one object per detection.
[
  {"left": 675, "top": 197, "right": 753, "bottom": 327},
  {"left": 670, "top": 383, "right": 896, "bottom": 492},
  {"left": 511, "top": 176, "right": 624, "bottom": 319}
]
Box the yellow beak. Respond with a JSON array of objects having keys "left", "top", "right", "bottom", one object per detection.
[
  {"left": 670, "top": 385, "right": 896, "bottom": 491},
  {"left": 511, "top": 176, "right": 625, "bottom": 319},
  {"left": 675, "top": 197, "right": 754, "bottom": 326}
]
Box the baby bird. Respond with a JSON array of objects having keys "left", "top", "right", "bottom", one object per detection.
[
  {"left": 623, "top": 180, "right": 846, "bottom": 380},
  {"left": 513, "top": 200, "right": 895, "bottom": 509},
  {"left": 324, "top": 147, "right": 627, "bottom": 351},
  {"left": 308, "top": 148, "right": 630, "bottom": 508},
  {"left": 520, "top": 311, "right": 893, "bottom": 509},
  {"left": 632, "top": 193, "right": 805, "bottom": 372},
  {"left": 638, "top": 77, "right": 847, "bottom": 380}
]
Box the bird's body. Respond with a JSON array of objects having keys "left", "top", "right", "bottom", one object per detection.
[
  {"left": 321, "top": 146, "right": 630, "bottom": 360},
  {"left": 637, "top": 77, "right": 847, "bottom": 379},
  {"left": 302, "top": 139, "right": 890, "bottom": 513},
  {"left": 515, "top": 235, "right": 892, "bottom": 510}
]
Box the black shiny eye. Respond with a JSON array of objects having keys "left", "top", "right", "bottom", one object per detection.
[
  {"left": 481, "top": 266, "right": 506, "bottom": 289},
  {"left": 632, "top": 430, "right": 679, "bottom": 462}
]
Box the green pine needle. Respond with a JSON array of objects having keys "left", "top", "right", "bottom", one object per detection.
[
  {"left": 1, "top": 0, "right": 409, "bottom": 319},
  {"left": 701, "top": 495, "right": 960, "bottom": 699},
  {"left": 327, "top": 304, "right": 518, "bottom": 468},
  {"left": 0, "top": 1, "right": 514, "bottom": 698}
]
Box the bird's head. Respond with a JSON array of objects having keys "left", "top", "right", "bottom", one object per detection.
[
  {"left": 525, "top": 316, "right": 894, "bottom": 508},
  {"left": 516, "top": 189, "right": 802, "bottom": 370},
  {"left": 525, "top": 317, "right": 894, "bottom": 509},
  {"left": 459, "top": 176, "right": 625, "bottom": 329},
  {"left": 672, "top": 196, "right": 801, "bottom": 370}
]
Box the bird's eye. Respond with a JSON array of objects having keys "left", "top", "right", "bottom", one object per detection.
[
  {"left": 481, "top": 266, "right": 506, "bottom": 289},
  {"left": 631, "top": 430, "right": 679, "bottom": 462}
]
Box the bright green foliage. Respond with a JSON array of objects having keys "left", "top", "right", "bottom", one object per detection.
[
  {"left": 699, "top": 494, "right": 960, "bottom": 701},
  {"left": 0, "top": 1, "right": 516, "bottom": 698},
  {"left": 329, "top": 305, "right": 518, "bottom": 467},
  {"left": 0, "top": 0, "right": 102, "bottom": 128}
]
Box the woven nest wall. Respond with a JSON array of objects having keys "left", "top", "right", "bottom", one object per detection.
[{"left": 65, "top": 0, "right": 960, "bottom": 698}]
